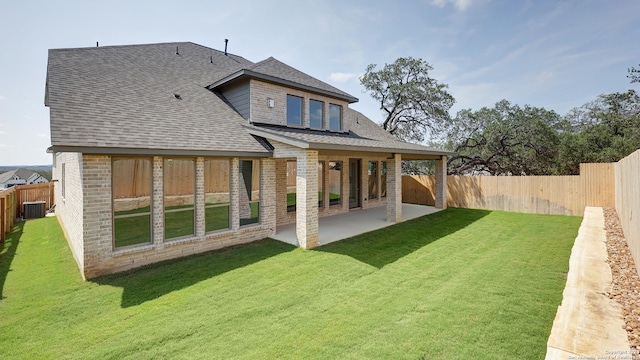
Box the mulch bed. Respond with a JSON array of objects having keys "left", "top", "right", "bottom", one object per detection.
[{"left": 604, "top": 207, "right": 640, "bottom": 352}]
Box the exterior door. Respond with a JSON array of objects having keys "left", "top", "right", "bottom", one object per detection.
[{"left": 349, "top": 159, "right": 361, "bottom": 209}]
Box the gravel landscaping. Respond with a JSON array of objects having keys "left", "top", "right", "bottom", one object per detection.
[{"left": 604, "top": 207, "right": 640, "bottom": 352}]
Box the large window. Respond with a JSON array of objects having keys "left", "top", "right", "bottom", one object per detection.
[
  {"left": 368, "top": 161, "right": 378, "bottom": 200},
  {"left": 287, "top": 95, "right": 303, "bottom": 126},
  {"left": 381, "top": 161, "right": 387, "bottom": 198},
  {"left": 309, "top": 99, "right": 324, "bottom": 129},
  {"left": 328, "top": 161, "right": 342, "bottom": 206},
  {"left": 205, "top": 159, "right": 230, "bottom": 232},
  {"left": 329, "top": 104, "right": 342, "bottom": 131},
  {"left": 113, "top": 158, "right": 152, "bottom": 248},
  {"left": 164, "top": 158, "right": 195, "bottom": 240},
  {"left": 239, "top": 160, "right": 260, "bottom": 226}
]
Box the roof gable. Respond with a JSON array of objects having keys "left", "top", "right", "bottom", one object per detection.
[{"left": 208, "top": 57, "right": 358, "bottom": 103}]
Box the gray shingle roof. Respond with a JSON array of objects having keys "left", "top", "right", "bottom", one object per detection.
[
  {"left": 246, "top": 108, "right": 454, "bottom": 158},
  {"left": 0, "top": 168, "right": 36, "bottom": 184},
  {"left": 46, "top": 42, "right": 270, "bottom": 155}
]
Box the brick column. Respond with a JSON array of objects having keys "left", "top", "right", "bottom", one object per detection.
[
  {"left": 261, "top": 158, "right": 276, "bottom": 235},
  {"left": 152, "top": 156, "right": 164, "bottom": 245},
  {"left": 275, "top": 159, "right": 287, "bottom": 225},
  {"left": 386, "top": 153, "right": 402, "bottom": 222},
  {"left": 435, "top": 156, "right": 448, "bottom": 209},
  {"left": 230, "top": 158, "right": 240, "bottom": 230},
  {"left": 296, "top": 150, "right": 319, "bottom": 249},
  {"left": 195, "top": 157, "right": 205, "bottom": 236}
]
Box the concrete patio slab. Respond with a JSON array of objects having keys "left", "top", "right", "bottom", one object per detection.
[
  {"left": 545, "top": 207, "right": 630, "bottom": 359},
  {"left": 271, "top": 204, "right": 441, "bottom": 247}
]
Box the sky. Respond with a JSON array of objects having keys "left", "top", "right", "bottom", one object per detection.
[{"left": 1, "top": 0, "right": 638, "bottom": 165}]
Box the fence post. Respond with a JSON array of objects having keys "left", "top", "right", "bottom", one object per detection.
[{"left": 1, "top": 196, "right": 5, "bottom": 243}]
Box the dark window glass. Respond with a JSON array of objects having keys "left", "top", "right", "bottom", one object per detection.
[
  {"left": 309, "top": 100, "right": 324, "bottom": 129},
  {"left": 287, "top": 95, "right": 303, "bottom": 126},
  {"left": 329, "top": 104, "right": 342, "bottom": 131}
]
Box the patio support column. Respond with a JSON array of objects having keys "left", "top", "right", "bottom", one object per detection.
[
  {"left": 296, "top": 150, "right": 319, "bottom": 249},
  {"left": 387, "top": 153, "right": 402, "bottom": 223},
  {"left": 195, "top": 157, "right": 205, "bottom": 237},
  {"left": 152, "top": 156, "right": 164, "bottom": 245},
  {"left": 435, "top": 156, "right": 448, "bottom": 209},
  {"left": 230, "top": 157, "right": 240, "bottom": 231},
  {"left": 275, "top": 159, "right": 287, "bottom": 226}
]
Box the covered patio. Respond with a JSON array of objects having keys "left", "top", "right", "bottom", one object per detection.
[{"left": 271, "top": 203, "right": 442, "bottom": 246}]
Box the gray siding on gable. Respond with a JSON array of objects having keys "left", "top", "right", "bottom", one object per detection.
[{"left": 220, "top": 80, "right": 250, "bottom": 120}]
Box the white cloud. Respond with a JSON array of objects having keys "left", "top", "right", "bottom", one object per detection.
[
  {"left": 0, "top": 95, "right": 5, "bottom": 101},
  {"left": 0, "top": 131, "right": 6, "bottom": 135},
  {"left": 329, "top": 72, "right": 358, "bottom": 83},
  {"left": 431, "top": 0, "right": 477, "bottom": 11},
  {"left": 37, "top": 133, "right": 49, "bottom": 139}
]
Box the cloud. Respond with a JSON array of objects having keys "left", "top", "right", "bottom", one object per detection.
[
  {"left": 37, "top": 133, "right": 49, "bottom": 139},
  {"left": 0, "top": 131, "right": 6, "bottom": 135},
  {"left": 0, "top": 95, "right": 5, "bottom": 101},
  {"left": 431, "top": 0, "right": 476, "bottom": 11},
  {"left": 329, "top": 72, "right": 358, "bottom": 83}
]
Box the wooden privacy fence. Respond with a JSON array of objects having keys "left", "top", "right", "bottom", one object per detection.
[
  {"left": 16, "top": 182, "right": 55, "bottom": 218},
  {"left": 402, "top": 163, "right": 615, "bottom": 216},
  {"left": 615, "top": 149, "right": 640, "bottom": 276},
  {"left": 0, "top": 187, "right": 17, "bottom": 243}
]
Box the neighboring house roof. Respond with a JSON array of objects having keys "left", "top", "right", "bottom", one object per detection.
[
  {"left": 247, "top": 109, "right": 455, "bottom": 159},
  {"left": 0, "top": 168, "right": 36, "bottom": 184},
  {"left": 208, "top": 57, "right": 359, "bottom": 103},
  {"left": 46, "top": 42, "right": 270, "bottom": 156}
]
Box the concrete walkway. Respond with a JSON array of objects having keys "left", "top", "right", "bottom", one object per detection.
[
  {"left": 545, "top": 207, "right": 630, "bottom": 359},
  {"left": 271, "top": 204, "right": 441, "bottom": 246}
]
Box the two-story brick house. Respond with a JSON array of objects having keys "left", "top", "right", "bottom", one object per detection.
[{"left": 45, "top": 42, "right": 451, "bottom": 279}]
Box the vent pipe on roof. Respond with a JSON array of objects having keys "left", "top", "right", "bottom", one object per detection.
[
  {"left": 224, "top": 39, "right": 228, "bottom": 56},
  {"left": 176, "top": 46, "right": 180, "bottom": 55},
  {"left": 96, "top": 42, "right": 99, "bottom": 47}
]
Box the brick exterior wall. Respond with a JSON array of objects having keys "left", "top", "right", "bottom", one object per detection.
[
  {"left": 54, "top": 153, "right": 277, "bottom": 279},
  {"left": 53, "top": 152, "right": 85, "bottom": 275},
  {"left": 250, "top": 80, "right": 350, "bottom": 132}
]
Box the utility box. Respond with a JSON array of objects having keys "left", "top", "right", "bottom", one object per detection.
[{"left": 23, "top": 201, "right": 46, "bottom": 219}]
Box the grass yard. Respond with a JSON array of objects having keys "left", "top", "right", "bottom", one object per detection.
[{"left": 0, "top": 208, "right": 581, "bottom": 359}]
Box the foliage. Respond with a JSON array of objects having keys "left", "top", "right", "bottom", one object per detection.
[
  {"left": 557, "top": 90, "right": 640, "bottom": 174},
  {"left": 446, "top": 100, "right": 562, "bottom": 175},
  {"left": 1, "top": 210, "right": 580, "bottom": 359},
  {"left": 360, "top": 57, "right": 455, "bottom": 142},
  {"left": 629, "top": 64, "right": 640, "bottom": 83}
]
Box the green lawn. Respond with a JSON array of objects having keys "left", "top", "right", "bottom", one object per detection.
[{"left": 0, "top": 209, "right": 580, "bottom": 359}]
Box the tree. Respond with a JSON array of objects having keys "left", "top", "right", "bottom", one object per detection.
[
  {"left": 446, "top": 100, "right": 562, "bottom": 175},
  {"left": 558, "top": 90, "right": 640, "bottom": 174},
  {"left": 360, "top": 57, "right": 455, "bottom": 143},
  {"left": 628, "top": 64, "right": 640, "bottom": 83}
]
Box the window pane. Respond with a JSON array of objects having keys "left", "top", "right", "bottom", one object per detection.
[
  {"left": 318, "top": 161, "right": 324, "bottom": 207},
  {"left": 287, "top": 161, "right": 296, "bottom": 212},
  {"left": 368, "top": 161, "right": 378, "bottom": 199},
  {"left": 329, "top": 104, "right": 342, "bottom": 131},
  {"left": 240, "top": 160, "right": 260, "bottom": 226},
  {"left": 381, "top": 161, "right": 387, "bottom": 198},
  {"left": 113, "top": 158, "right": 152, "bottom": 248},
  {"left": 287, "top": 95, "right": 302, "bottom": 126},
  {"left": 309, "top": 100, "right": 323, "bottom": 129},
  {"left": 205, "top": 159, "right": 230, "bottom": 232},
  {"left": 164, "top": 158, "right": 195, "bottom": 240},
  {"left": 328, "top": 161, "right": 342, "bottom": 206}
]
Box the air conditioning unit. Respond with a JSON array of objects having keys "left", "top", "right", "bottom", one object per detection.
[{"left": 23, "top": 201, "right": 46, "bottom": 219}]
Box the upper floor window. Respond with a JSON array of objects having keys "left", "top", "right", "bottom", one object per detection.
[
  {"left": 329, "top": 104, "right": 342, "bottom": 131},
  {"left": 309, "top": 99, "right": 324, "bottom": 129},
  {"left": 287, "top": 95, "right": 303, "bottom": 126}
]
